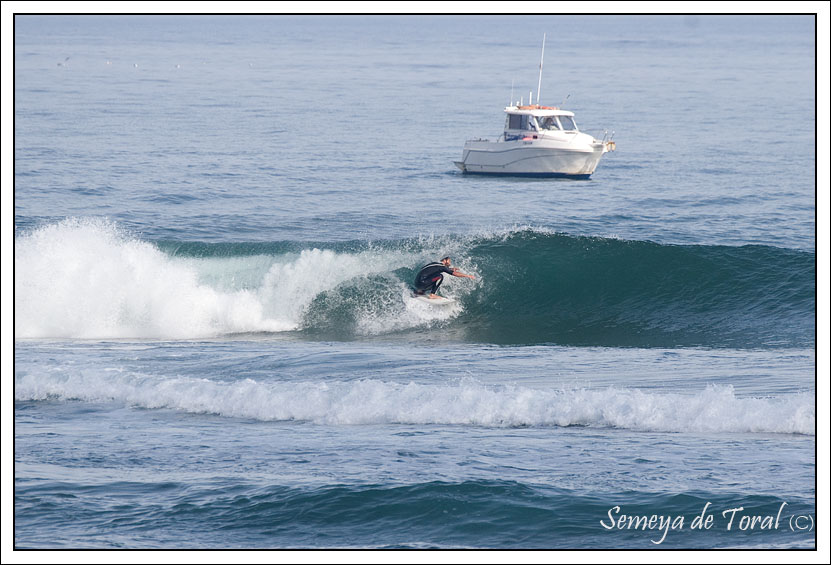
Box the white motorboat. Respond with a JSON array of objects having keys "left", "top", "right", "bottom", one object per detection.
[
  {"left": 454, "top": 37, "right": 615, "bottom": 178},
  {"left": 454, "top": 104, "right": 616, "bottom": 178}
]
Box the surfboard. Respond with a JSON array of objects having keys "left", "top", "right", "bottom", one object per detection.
[{"left": 412, "top": 295, "right": 456, "bottom": 305}]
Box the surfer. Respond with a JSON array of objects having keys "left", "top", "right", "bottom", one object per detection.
[{"left": 413, "top": 257, "right": 474, "bottom": 299}]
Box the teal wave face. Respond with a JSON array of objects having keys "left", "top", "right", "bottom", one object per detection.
[{"left": 445, "top": 230, "right": 815, "bottom": 347}]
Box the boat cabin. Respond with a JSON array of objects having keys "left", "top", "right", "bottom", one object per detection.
[{"left": 503, "top": 106, "right": 579, "bottom": 140}]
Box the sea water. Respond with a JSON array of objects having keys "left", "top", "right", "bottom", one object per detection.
[{"left": 12, "top": 15, "right": 818, "bottom": 550}]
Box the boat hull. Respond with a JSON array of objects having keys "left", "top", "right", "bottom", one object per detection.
[
  {"left": 455, "top": 167, "right": 592, "bottom": 180},
  {"left": 456, "top": 139, "right": 608, "bottom": 178}
]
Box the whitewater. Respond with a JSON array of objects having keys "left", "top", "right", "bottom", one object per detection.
[
  {"left": 15, "top": 369, "right": 814, "bottom": 434},
  {"left": 14, "top": 218, "right": 468, "bottom": 339}
]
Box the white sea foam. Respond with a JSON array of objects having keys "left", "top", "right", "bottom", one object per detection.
[
  {"left": 14, "top": 219, "right": 468, "bottom": 339},
  {"left": 15, "top": 218, "right": 283, "bottom": 338},
  {"left": 14, "top": 368, "right": 815, "bottom": 435}
]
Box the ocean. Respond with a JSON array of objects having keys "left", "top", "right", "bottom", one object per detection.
[{"left": 12, "top": 14, "right": 818, "bottom": 551}]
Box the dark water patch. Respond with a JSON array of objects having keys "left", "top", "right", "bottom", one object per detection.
[{"left": 14, "top": 479, "right": 816, "bottom": 549}]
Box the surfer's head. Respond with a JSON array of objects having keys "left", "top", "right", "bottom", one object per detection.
[{"left": 441, "top": 256, "right": 451, "bottom": 266}]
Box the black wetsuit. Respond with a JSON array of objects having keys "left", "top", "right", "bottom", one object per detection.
[{"left": 413, "top": 262, "right": 454, "bottom": 295}]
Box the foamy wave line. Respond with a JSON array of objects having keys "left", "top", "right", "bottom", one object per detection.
[
  {"left": 14, "top": 218, "right": 465, "bottom": 339},
  {"left": 14, "top": 371, "right": 814, "bottom": 435}
]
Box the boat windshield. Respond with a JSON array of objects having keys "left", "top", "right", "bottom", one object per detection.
[
  {"left": 538, "top": 116, "right": 561, "bottom": 130},
  {"left": 558, "top": 116, "right": 577, "bottom": 131}
]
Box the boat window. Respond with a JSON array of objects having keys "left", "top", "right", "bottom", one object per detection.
[
  {"left": 506, "top": 114, "right": 537, "bottom": 130},
  {"left": 538, "top": 116, "right": 560, "bottom": 130},
  {"left": 558, "top": 116, "right": 577, "bottom": 131}
]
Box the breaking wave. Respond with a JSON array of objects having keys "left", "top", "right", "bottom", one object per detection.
[
  {"left": 14, "top": 218, "right": 815, "bottom": 347},
  {"left": 14, "top": 368, "right": 814, "bottom": 435}
]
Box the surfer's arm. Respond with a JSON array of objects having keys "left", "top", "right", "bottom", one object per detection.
[{"left": 451, "top": 268, "right": 475, "bottom": 279}]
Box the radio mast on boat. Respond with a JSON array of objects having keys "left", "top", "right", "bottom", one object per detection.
[{"left": 536, "top": 33, "right": 546, "bottom": 106}]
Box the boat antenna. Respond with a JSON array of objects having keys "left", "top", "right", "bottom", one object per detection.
[
  {"left": 510, "top": 79, "right": 514, "bottom": 107},
  {"left": 536, "top": 33, "right": 546, "bottom": 105}
]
